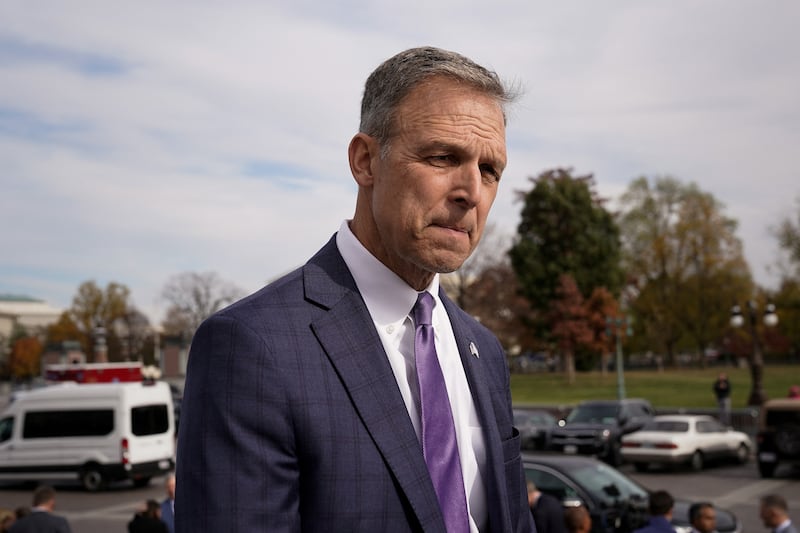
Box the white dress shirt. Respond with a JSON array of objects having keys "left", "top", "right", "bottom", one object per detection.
[{"left": 336, "top": 220, "right": 488, "bottom": 532}]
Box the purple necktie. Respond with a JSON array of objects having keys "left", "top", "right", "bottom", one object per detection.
[{"left": 413, "top": 291, "right": 470, "bottom": 532}]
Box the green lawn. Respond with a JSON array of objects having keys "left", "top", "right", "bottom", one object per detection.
[{"left": 510, "top": 365, "right": 800, "bottom": 409}]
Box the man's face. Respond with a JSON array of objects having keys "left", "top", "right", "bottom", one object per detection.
[
  {"left": 692, "top": 507, "right": 716, "bottom": 533},
  {"left": 760, "top": 505, "right": 779, "bottom": 528},
  {"left": 356, "top": 77, "right": 506, "bottom": 288}
]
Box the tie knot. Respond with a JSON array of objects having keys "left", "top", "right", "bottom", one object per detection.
[{"left": 413, "top": 291, "right": 434, "bottom": 326}]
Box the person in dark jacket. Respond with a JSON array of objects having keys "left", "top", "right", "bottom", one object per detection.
[
  {"left": 633, "top": 490, "right": 675, "bottom": 533},
  {"left": 128, "top": 500, "right": 168, "bottom": 533},
  {"left": 8, "top": 485, "right": 70, "bottom": 533},
  {"left": 713, "top": 372, "right": 732, "bottom": 425},
  {"left": 528, "top": 480, "right": 567, "bottom": 533}
]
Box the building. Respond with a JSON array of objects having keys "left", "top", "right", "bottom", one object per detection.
[{"left": 0, "top": 295, "right": 62, "bottom": 339}]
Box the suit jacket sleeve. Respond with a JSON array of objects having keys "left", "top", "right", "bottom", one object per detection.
[{"left": 175, "top": 314, "right": 300, "bottom": 531}]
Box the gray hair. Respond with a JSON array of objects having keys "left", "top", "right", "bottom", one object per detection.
[{"left": 359, "top": 46, "right": 518, "bottom": 154}]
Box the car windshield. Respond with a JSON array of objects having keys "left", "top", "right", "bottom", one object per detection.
[
  {"left": 567, "top": 461, "right": 649, "bottom": 506},
  {"left": 643, "top": 420, "right": 689, "bottom": 432},
  {"left": 566, "top": 404, "right": 618, "bottom": 424},
  {"left": 515, "top": 410, "right": 553, "bottom": 424}
]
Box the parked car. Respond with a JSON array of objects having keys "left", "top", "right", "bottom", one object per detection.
[
  {"left": 756, "top": 398, "right": 800, "bottom": 478},
  {"left": 523, "top": 453, "right": 741, "bottom": 533},
  {"left": 549, "top": 399, "right": 655, "bottom": 465},
  {"left": 514, "top": 408, "right": 557, "bottom": 450},
  {"left": 621, "top": 415, "right": 751, "bottom": 472}
]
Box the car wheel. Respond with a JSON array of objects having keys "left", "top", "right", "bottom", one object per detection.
[
  {"left": 735, "top": 443, "right": 749, "bottom": 464},
  {"left": 633, "top": 462, "right": 649, "bottom": 472},
  {"left": 133, "top": 476, "right": 152, "bottom": 488},
  {"left": 775, "top": 423, "right": 800, "bottom": 456},
  {"left": 689, "top": 451, "right": 704, "bottom": 471},
  {"left": 80, "top": 465, "right": 106, "bottom": 492},
  {"left": 758, "top": 461, "right": 776, "bottom": 478}
]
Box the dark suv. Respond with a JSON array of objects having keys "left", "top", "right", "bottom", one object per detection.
[
  {"left": 756, "top": 398, "right": 800, "bottom": 478},
  {"left": 549, "top": 399, "right": 654, "bottom": 465}
]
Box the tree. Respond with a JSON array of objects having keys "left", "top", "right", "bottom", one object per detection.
[
  {"left": 43, "top": 281, "right": 145, "bottom": 362},
  {"left": 549, "top": 275, "right": 595, "bottom": 384},
  {"left": 618, "top": 176, "right": 751, "bottom": 365},
  {"left": 160, "top": 271, "right": 244, "bottom": 341},
  {"left": 509, "top": 168, "right": 623, "bottom": 361},
  {"left": 774, "top": 196, "right": 800, "bottom": 279},
  {"left": 459, "top": 263, "right": 537, "bottom": 357},
  {"left": 448, "top": 223, "right": 509, "bottom": 309},
  {"left": 584, "top": 287, "right": 621, "bottom": 374},
  {"left": 68, "top": 281, "right": 136, "bottom": 362},
  {"left": 9, "top": 335, "right": 43, "bottom": 379}
]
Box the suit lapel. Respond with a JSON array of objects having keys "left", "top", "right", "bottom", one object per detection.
[
  {"left": 304, "top": 238, "right": 446, "bottom": 532},
  {"left": 442, "top": 293, "right": 513, "bottom": 533}
]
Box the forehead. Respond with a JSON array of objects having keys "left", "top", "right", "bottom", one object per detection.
[{"left": 393, "top": 79, "right": 506, "bottom": 144}]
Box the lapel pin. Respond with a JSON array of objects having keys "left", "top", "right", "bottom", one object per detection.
[{"left": 469, "top": 342, "right": 479, "bottom": 358}]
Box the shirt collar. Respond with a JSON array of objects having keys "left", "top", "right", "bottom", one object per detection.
[{"left": 336, "top": 220, "right": 440, "bottom": 325}]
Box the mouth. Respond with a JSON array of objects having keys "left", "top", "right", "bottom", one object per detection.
[{"left": 432, "top": 223, "right": 470, "bottom": 235}]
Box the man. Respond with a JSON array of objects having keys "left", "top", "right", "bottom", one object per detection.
[
  {"left": 128, "top": 500, "right": 169, "bottom": 533},
  {"left": 528, "top": 481, "right": 566, "bottom": 533},
  {"left": 633, "top": 490, "right": 675, "bottom": 533},
  {"left": 176, "top": 46, "right": 532, "bottom": 533},
  {"left": 159, "top": 474, "right": 175, "bottom": 533},
  {"left": 8, "top": 485, "right": 71, "bottom": 533},
  {"left": 563, "top": 505, "right": 591, "bottom": 533},
  {"left": 760, "top": 494, "right": 797, "bottom": 533},
  {"left": 713, "top": 372, "right": 732, "bottom": 426},
  {"left": 688, "top": 502, "right": 715, "bottom": 533}
]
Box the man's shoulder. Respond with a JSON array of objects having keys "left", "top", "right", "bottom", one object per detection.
[
  {"left": 536, "top": 492, "right": 562, "bottom": 511},
  {"left": 9, "top": 512, "right": 69, "bottom": 531}
]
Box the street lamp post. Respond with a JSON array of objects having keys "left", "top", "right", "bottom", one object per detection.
[
  {"left": 93, "top": 321, "right": 108, "bottom": 363},
  {"left": 606, "top": 316, "right": 631, "bottom": 401},
  {"left": 730, "top": 301, "right": 779, "bottom": 406}
]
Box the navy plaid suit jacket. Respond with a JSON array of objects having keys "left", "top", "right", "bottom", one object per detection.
[{"left": 175, "top": 236, "right": 534, "bottom": 533}]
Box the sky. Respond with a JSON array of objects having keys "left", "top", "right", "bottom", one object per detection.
[{"left": 2, "top": 1, "right": 799, "bottom": 324}]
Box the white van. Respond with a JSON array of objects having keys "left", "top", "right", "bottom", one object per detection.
[{"left": 0, "top": 381, "right": 175, "bottom": 491}]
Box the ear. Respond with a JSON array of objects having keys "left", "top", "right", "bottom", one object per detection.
[{"left": 348, "top": 132, "right": 378, "bottom": 187}]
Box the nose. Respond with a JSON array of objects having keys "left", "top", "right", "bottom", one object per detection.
[{"left": 452, "top": 164, "right": 482, "bottom": 209}]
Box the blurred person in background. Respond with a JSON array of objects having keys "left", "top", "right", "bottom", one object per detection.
[
  {"left": 8, "top": 485, "right": 70, "bottom": 533},
  {"left": 633, "top": 490, "right": 674, "bottom": 533},
  {"left": 760, "top": 494, "right": 797, "bottom": 533},
  {"left": 688, "top": 502, "right": 715, "bottom": 533},
  {"left": 160, "top": 474, "right": 175, "bottom": 533},
  {"left": 564, "top": 504, "right": 591, "bottom": 533}
]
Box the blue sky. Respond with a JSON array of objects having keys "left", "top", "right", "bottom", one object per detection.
[{"left": 2, "top": 1, "right": 799, "bottom": 322}]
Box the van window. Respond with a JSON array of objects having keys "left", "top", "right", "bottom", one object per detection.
[
  {"left": 0, "top": 417, "right": 13, "bottom": 443},
  {"left": 23, "top": 410, "right": 114, "bottom": 439},
  {"left": 132, "top": 405, "right": 169, "bottom": 436}
]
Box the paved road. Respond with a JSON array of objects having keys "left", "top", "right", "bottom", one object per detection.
[
  {"left": 1, "top": 462, "right": 798, "bottom": 532},
  {"left": 625, "top": 460, "right": 800, "bottom": 533}
]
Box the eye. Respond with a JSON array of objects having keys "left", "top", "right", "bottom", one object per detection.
[
  {"left": 428, "top": 154, "right": 457, "bottom": 166},
  {"left": 480, "top": 164, "right": 501, "bottom": 183}
]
